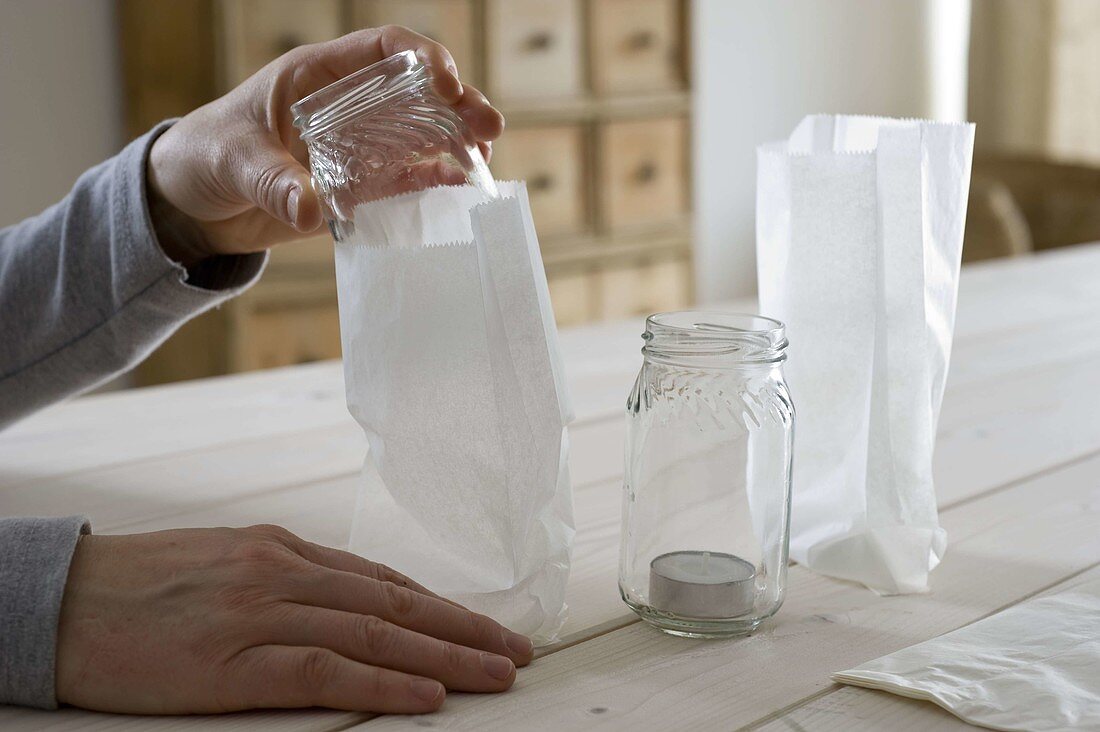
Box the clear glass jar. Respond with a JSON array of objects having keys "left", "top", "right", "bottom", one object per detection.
[
  {"left": 291, "top": 50, "right": 497, "bottom": 241},
  {"left": 619, "top": 312, "right": 794, "bottom": 638}
]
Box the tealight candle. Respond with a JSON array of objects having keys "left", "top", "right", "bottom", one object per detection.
[{"left": 649, "top": 550, "right": 757, "bottom": 619}]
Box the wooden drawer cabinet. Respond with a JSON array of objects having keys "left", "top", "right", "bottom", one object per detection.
[
  {"left": 645, "top": 255, "right": 693, "bottom": 312},
  {"left": 485, "top": 0, "right": 582, "bottom": 100},
  {"left": 596, "top": 254, "right": 692, "bottom": 319},
  {"left": 590, "top": 0, "right": 684, "bottom": 94},
  {"left": 218, "top": 0, "right": 343, "bottom": 86},
  {"left": 351, "top": 0, "right": 478, "bottom": 84},
  {"left": 599, "top": 116, "right": 688, "bottom": 230},
  {"left": 266, "top": 234, "right": 335, "bottom": 275},
  {"left": 547, "top": 252, "right": 692, "bottom": 325},
  {"left": 490, "top": 124, "right": 587, "bottom": 238},
  {"left": 547, "top": 268, "right": 597, "bottom": 327},
  {"left": 241, "top": 304, "right": 342, "bottom": 371}
]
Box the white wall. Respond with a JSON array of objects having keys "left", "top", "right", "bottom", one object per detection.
[
  {"left": 692, "top": 0, "right": 968, "bottom": 301},
  {"left": 0, "top": 0, "right": 124, "bottom": 228}
]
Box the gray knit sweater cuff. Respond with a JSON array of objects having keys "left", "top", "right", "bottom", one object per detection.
[{"left": 0, "top": 516, "right": 90, "bottom": 709}]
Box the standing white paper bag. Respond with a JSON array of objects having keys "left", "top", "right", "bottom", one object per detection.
[
  {"left": 335, "top": 181, "right": 574, "bottom": 643},
  {"left": 756, "top": 115, "right": 975, "bottom": 594}
]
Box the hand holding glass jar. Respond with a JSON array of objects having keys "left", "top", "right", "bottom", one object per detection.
[{"left": 146, "top": 26, "right": 504, "bottom": 264}]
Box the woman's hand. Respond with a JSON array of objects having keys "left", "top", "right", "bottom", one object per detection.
[
  {"left": 55, "top": 525, "right": 533, "bottom": 714},
  {"left": 147, "top": 26, "right": 504, "bottom": 266}
]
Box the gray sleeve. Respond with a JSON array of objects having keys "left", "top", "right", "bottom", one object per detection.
[
  {"left": 0, "top": 122, "right": 268, "bottom": 709},
  {"left": 0, "top": 516, "right": 90, "bottom": 709},
  {"left": 0, "top": 119, "right": 268, "bottom": 430}
]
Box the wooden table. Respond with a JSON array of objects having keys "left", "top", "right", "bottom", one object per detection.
[{"left": 4, "top": 243, "right": 1100, "bottom": 731}]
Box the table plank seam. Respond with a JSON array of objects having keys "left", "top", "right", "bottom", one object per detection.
[
  {"left": 937, "top": 442, "right": 1100, "bottom": 513},
  {"left": 104, "top": 448, "right": 624, "bottom": 534},
  {"left": 101, "top": 469, "right": 359, "bottom": 533},
  {"left": 360, "top": 616, "right": 643, "bottom": 728},
  {"left": 951, "top": 337, "right": 1100, "bottom": 392},
  {"left": 2, "top": 423, "right": 356, "bottom": 491},
  {"left": 3, "top": 413, "right": 627, "bottom": 499},
  {"left": 954, "top": 305, "right": 1100, "bottom": 348},
  {"left": 536, "top": 615, "right": 639, "bottom": 660},
  {"left": 736, "top": 687, "right": 835, "bottom": 732}
]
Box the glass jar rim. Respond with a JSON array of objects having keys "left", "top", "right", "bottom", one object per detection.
[
  {"left": 643, "top": 311, "right": 788, "bottom": 364},
  {"left": 291, "top": 50, "right": 429, "bottom": 141}
]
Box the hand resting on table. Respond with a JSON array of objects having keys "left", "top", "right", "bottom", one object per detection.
[{"left": 56, "top": 525, "right": 534, "bottom": 714}]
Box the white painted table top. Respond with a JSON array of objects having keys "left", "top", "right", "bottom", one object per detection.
[{"left": 4, "top": 243, "right": 1100, "bottom": 730}]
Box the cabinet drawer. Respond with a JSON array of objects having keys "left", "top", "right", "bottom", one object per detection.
[
  {"left": 266, "top": 234, "right": 335, "bottom": 276},
  {"left": 599, "top": 117, "right": 688, "bottom": 230},
  {"left": 491, "top": 125, "right": 587, "bottom": 238},
  {"left": 596, "top": 254, "right": 693, "bottom": 319},
  {"left": 590, "top": 0, "right": 683, "bottom": 94},
  {"left": 219, "top": 0, "right": 344, "bottom": 86},
  {"left": 547, "top": 268, "right": 597, "bottom": 327},
  {"left": 242, "top": 304, "right": 342, "bottom": 370},
  {"left": 485, "top": 0, "right": 582, "bottom": 100},
  {"left": 351, "top": 1, "right": 477, "bottom": 84}
]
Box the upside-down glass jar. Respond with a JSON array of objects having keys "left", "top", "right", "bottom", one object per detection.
[
  {"left": 291, "top": 50, "right": 498, "bottom": 241},
  {"left": 619, "top": 312, "right": 794, "bottom": 638}
]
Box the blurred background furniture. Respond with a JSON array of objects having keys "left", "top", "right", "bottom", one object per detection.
[
  {"left": 964, "top": 156, "right": 1100, "bottom": 263},
  {"left": 118, "top": 0, "right": 694, "bottom": 384},
  {"left": 963, "top": 172, "right": 1032, "bottom": 263},
  {"left": 964, "top": 0, "right": 1100, "bottom": 262}
]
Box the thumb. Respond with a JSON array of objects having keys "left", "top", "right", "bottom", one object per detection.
[{"left": 232, "top": 140, "right": 322, "bottom": 232}]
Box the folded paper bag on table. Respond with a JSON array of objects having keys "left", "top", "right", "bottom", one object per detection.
[
  {"left": 756, "top": 115, "right": 976, "bottom": 595},
  {"left": 834, "top": 576, "right": 1100, "bottom": 731},
  {"left": 335, "top": 181, "right": 575, "bottom": 645}
]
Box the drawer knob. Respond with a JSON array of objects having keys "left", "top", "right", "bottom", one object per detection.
[
  {"left": 627, "top": 30, "right": 656, "bottom": 51},
  {"left": 525, "top": 31, "right": 555, "bottom": 51},
  {"left": 530, "top": 173, "right": 555, "bottom": 191},
  {"left": 634, "top": 162, "right": 658, "bottom": 183}
]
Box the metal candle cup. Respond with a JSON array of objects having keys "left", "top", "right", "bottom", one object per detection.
[{"left": 649, "top": 551, "right": 757, "bottom": 618}]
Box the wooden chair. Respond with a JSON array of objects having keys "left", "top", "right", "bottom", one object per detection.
[
  {"left": 964, "top": 173, "right": 1033, "bottom": 262},
  {"left": 964, "top": 155, "right": 1100, "bottom": 263}
]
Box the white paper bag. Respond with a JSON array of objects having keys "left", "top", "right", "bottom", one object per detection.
[
  {"left": 756, "top": 115, "right": 975, "bottom": 594},
  {"left": 834, "top": 576, "right": 1100, "bottom": 731},
  {"left": 335, "top": 181, "right": 574, "bottom": 643}
]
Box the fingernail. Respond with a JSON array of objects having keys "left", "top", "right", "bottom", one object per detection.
[
  {"left": 288, "top": 186, "right": 301, "bottom": 225},
  {"left": 480, "top": 653, "right": 515, "bottom": 681},
  {"left": 503, "top": 630, "right": 533, "bottom": 657},
  {"left": 410, "top": 679, "right": 444, "bottom": 703}
]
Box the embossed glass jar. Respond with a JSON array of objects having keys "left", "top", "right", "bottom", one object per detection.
[
  {"left": 291, "top": 50, "right": 497, "bottom": 241},
  {"left": 619, "top": 312, "right": 794, "bottom": 638}
]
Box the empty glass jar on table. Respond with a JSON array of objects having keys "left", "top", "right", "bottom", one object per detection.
[{"left": 619, "top": 312, "right": 794, "bottom": 638}]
